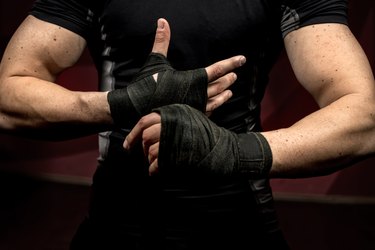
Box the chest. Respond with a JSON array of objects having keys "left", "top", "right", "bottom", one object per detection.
[
  {"left": 99, "top": 1, "right": 280, "bottom": 53},
  {"left": 89, "top": 0, "right": 283, "bottom": 73},
  {"left": 102, "top": 1, "right": 278, "bottom": 35}
]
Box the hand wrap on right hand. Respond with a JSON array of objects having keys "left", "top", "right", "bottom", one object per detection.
[
  {"left": 107, "top": 53, "right": 208, "bottom": 128},
  {"left": 153, "top": 104, "right": 273, "bottom": 178}
]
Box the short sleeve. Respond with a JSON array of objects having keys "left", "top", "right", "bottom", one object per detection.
[
  {"left": 281, "top": 0, "right": 348, "bottom": 38},
  {"left": 30, "top": 0, "right": 96, "bottom": 40}
]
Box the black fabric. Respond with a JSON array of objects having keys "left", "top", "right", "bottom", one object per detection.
[
  {"left": 281, "top": 0, "right": 348, "bottom": 37},
  {"left": 108, "top": 53, "right": 207, "bottom": 127},
  {"left": 155, "top": 104, "right": 272, "bottom": 178},
  {"left": 72, "top": 155, "right": 290, "bottom": 250},
  {"left": 30, "top": 0, "right": 96, "bottom": 40},
  {"left": 131, "top": 53, "right": 207, "bottom": 113},
  {"left": 107, "top": 86, "right": 139, "bottom": 128},
  {"left": 237, "top": 132, "right": 273, "bottom": 177}
]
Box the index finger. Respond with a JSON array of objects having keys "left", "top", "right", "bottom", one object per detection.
[
  {"left": 124, "top": 112, "right": 161, "bottom": 150},
  {"left": 205, "top": 55, "right": 246, "bottom": 82}
]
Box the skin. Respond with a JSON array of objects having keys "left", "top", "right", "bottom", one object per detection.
[
  {"left": 0, "top": 17, "right": 244, "bottom": 140},
  {"left": 1, "top": 15, "right": 374, "bottom": 179},
  {"left": 124, "top": 21, "right": 375, "bottom": 178}
]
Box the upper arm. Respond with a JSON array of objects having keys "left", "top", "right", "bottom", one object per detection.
[
  {"left": 284, "top": 23, "right": 375, "bottom": 108},
  {"left": 0, "top": 15, "right": 86, "bottom": 82}
]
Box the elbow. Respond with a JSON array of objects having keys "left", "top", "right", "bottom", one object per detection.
[
  {"left": 365, "top": 97, "right": 375, "bottom": 154},
  {"left": 0, "top": 86, "right": 12, "bottom": 131},
  {"left": 0, "top": 102, "right": 20, "bottom": 132},
  {"left": 353, "top": 94, "right": 375, "bottom": 157},
  {"left": 0, "top": 111, "right": 17, "bottom": 133},
  {"left": 0, "top": 83, "right": 25, "bottom": 132}
]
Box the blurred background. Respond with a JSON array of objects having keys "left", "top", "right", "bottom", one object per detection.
[{"left": 0, "top": 0, "right": 374, "bottom": 249}]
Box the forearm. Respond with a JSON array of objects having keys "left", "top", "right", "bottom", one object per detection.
[
  {"left": 264, "top": 93, "right": 375, "bottom": 178},
  {"left": 126, "top": 94, "right": 374, "bottom": 179},
  {"left": 0, "top": 76, "right": 113, "bottom": 140}
]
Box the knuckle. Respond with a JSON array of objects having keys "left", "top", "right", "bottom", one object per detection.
[
  {"left": 212, "top": 64, "right": 225, "bottom": 78},
  {"left": 211, "top": 103, "right": 218, "bottom": 110},
  {"left": 138, "top": 116, "right": 150, "bottom": 129},
  {"left": 138, "top": 117, "right": 146, "bottom": 127},
  {"left": 216, "top": 81, "right": 228, "bottom": 93},
  {"left": 154, "top": 36, "right": 165, "bottom": 45},
  {"left": 155, "top": 30, "right": 166, "bottom": 43},
  {"left": 149, "top": 150, "right": 157, "bottom": 161},
  {"left": 150, "top": 149, "right": 157, "bottom": 158},
  {"left": 215, "top": 84, "right": 225, "bottom": 93},
  {"left": 143, "top": 129, "right": 154, "bottom": 142},
  {"left": 141, "top": 132, "right": 147, "bottom": 142}
]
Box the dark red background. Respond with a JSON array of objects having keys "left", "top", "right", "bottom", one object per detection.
[{"left": 0, "top": 0, "right": 374, "bottom": 196}]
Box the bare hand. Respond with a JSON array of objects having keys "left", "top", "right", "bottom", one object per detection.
[{"left": 124, "top": 113, "right": 161, "bottom": 175}]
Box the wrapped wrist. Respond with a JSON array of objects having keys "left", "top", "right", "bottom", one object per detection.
[
  {"left": 235, "top": 133, "right": 273, "bottom": 178},
  {"left": 107, "top": 88, "right": 140, "bottom": 128},
  {"left": 155, "top": 104, "right": 272, "bottom": 178}
]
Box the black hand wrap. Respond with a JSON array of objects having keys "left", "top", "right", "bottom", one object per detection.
[
  {"left": 107, "top": 53, "right": 208, "bottom": 128},
  {"left": 153, "top": 104, "right": 273, "bottom": 178}
]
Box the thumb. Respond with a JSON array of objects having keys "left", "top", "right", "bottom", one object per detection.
[{"left": 151, "top": 18, "right": 171, "bottom": 57}]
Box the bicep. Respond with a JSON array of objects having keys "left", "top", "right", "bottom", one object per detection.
[
  {"left": 284, "top": 23, "right": 375, "bottom": 108},
  {"left": 1, "top": 15, "right": 86, "bottom": 82}
]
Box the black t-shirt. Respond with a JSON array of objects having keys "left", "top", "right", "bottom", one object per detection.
[
  {"left": 31, "top": 0, "right": 348, "bottom": 132},
  {"left": 29, "top": 1, "right": 348, "bottom": 248}
]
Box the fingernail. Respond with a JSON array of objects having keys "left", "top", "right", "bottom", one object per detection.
[
  {"left": 233, "top": 73, "right": 237, "bottom": 81},
  {"left": 123, "top": 139, "right": 129, "bottom": 150},
  {"left": 158, "top": 19, "right": 165, "bottom": 29},
  {"left": 239, "top": 56, "right": 246, "bottom": 66}
]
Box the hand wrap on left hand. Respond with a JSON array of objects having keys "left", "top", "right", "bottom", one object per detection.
[
  {"left": 108, "top": 53, "right": 208, "bottom": 128},
  {"left": 153, "top": 104, "right": 273, "bottom": 178}
]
